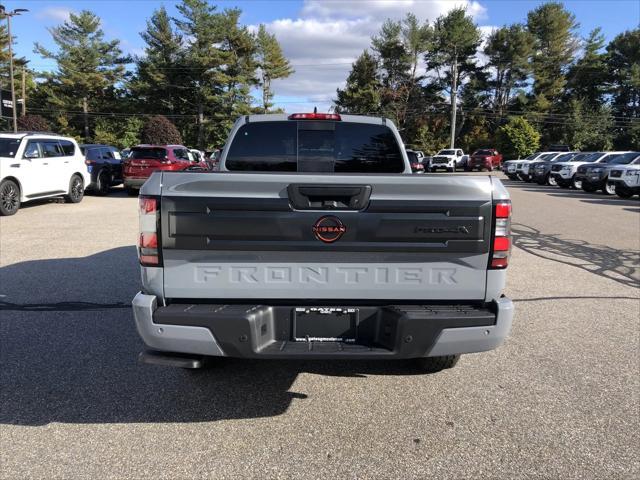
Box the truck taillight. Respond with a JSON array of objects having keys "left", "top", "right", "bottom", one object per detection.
[
  {"left": 138, "top": 196, "right": 161, "bottom": 267},
  {"left": 490, "top": 201, "right": 511, "bottom": 269}
]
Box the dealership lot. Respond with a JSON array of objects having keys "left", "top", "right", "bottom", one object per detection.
[{"left": 1, "top": 174, "right": 638, "bottom": 479}]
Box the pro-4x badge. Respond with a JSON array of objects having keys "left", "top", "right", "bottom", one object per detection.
[{"left": 313, "top": 216, "right": 346, "bottom": 243}]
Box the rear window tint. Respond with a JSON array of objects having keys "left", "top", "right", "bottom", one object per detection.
[
  {"left": 225, "top": 121, "right": 404, "bottom": 173},
  {"left": 130, "top": 147, "right": 167, "bottom": 159},
  {"left": 60, "top": 140, "right": 75, "bottom": 156}
]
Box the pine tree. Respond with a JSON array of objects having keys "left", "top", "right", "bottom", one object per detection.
[
  {"left": 335, "top": 51, "right": 381, "bottom": 115},
  {"left": 34, "top": 11, "right": 128, "bottom": 141},
  {"left": 606, "top": 28, "right": 640, "bottom": 149},
  {"left": 255, "top": 25, "right": 293, "bottom": 113},
  {"left": 527, "top": 2, "right": 579, "bottom": 111},
  {"left": 174, "top": 1, "right": 257, "bottom": 148},
  {"left": 565, "top": 28, "right": 608, "bottom": 106},
  {"left": 372, "top": 19, "right": 412, "bottom": 128},
  {"left": 427, "top": 8, "right": 481, "bottom": 146},
  {"left": 132, "top": 7, "right": 185, "bottom": 116},
  {"left": 485, "top": 24, "right": 533, "bottom": 116}
]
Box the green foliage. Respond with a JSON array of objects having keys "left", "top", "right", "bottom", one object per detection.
[
  {"left": 93, "top": 117, "right": 143, "bottom": 148},
  {"left": 335, "top": 51, "right": 382, "bottom": 114},
  {"left": 141, "top": 115, "right": 183, "bottom": 145},
  {"left": 485, "top": 24, "right": 533, "bottom": 114},
  {"left": 527, "top": 2, "right": 579, "bottom": 110},
  {"left": 255, "top": 24, "right": 293, "bottom": 112},
  {"left": 34, "top": 10, "right": 128, "bottom": 141},
  {"left": 562, "top": 99, "right": 614, "bottom": 150},
  {"left": 565, "top": 28, "right": 608, "bottom": 106},
  {"left": 130, "top": 7, "right": 185, "bottom": 116},
  {"left": 496, "top": 116, "right": 541, "bottom": 159},
  {"left": 607, "top": 29, "right": 640, "bottom": 121},
  {"left": 17, "top": 114, "right": 50, "bottom": 132}
]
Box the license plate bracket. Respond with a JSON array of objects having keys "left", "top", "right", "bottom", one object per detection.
[{"left": 293, "top": 307, "right": 358, "bottom": 342}]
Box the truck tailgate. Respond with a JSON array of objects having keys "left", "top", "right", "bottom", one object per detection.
[{"left": 158, "top": 172, "right": 494, "bottom": 301}]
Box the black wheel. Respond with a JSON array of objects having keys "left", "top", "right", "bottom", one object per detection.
[
  {"left": 582, "top": 183, "right": 598, "bottom": 193},
  {"left": 65, "top": 175, "right": 84, "bottom": 203},
  {"left": 95, "top": 169, "right": 111, "bottom": 196},
  {"left": 126, "top": 187, "right": 139, "bottom": 197},
  {"left": 548, "top": 175, "right": 558, "bottom": 186},
  {"left": 415, "top": 355, "right": 460, "bottom": 373},
  {"left": 447, "top": 167, "right": 454, "bottom": 173},
  {"left": 603, "top": 180, "right": 616, "bottom": 195},
  {"left": 615, "top": 185, "right": 633, "bottom": 199},
  {"left": 0, "top": 179, "right": 21, "bottom": 216},
  {"left": 571, "top": 175, "right": 582, "bottom": 190}
]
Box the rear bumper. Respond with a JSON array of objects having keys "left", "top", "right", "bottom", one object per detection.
[
  {"left": 123, "top": 178, "right": 148, "bottom": 188},
  {"left": 132, "top": 293, "right": 514, "bottom": 359}
]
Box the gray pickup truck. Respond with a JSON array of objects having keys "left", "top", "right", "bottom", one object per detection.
[{"left": 133, "top": 113, "right": 514, "bottom": 372}]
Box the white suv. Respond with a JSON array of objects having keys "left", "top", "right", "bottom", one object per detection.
[{"left": 0, "top": 133, "right": 91, "bottom": 216}]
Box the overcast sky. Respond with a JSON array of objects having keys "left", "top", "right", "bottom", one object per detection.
[{"left": 9, "top": 0, "right": 640, "bottom": 113}]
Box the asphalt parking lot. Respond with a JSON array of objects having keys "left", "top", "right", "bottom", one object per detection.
[{"left": 1, "top": 173, "right": 638, "bottom": 479}]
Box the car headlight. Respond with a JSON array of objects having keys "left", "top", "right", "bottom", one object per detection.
[
  {"left": 561, "top": 166, "right": 571, "bottom": 171},
  {"left": 626, "top": 170, "right": 640, "bottom": 176}
]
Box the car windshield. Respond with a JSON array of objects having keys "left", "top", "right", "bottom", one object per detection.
[
  {"left": 406, "top": 151, "right": 418, "bottom": 162},
  {"left": 538, "top": 153, "right": 558, "bottom": 161},
  {"left": 129, "top": 147, "right": 167, "bottom": 159},
  {"left": 523, "top": 152, "right": 541, "bottom": 160},
  {"left": 552, "top": 153, "right": 577, "bottom": 162},
  {"left": 474, "top": 149, "right": 493, "bottom": 155},
  {"left": 604, "top": 152, "right": 640, "bottom": 164},
  {"left": 226, "top": 121, "right": 405, "bottom": 173},
  {"left": 570, "top": 152, "right": 601, "bottom": 162},
  {"left": 0, "top": 138, "right": 21, "bottom": 158},
  {"left": 438, "top": 150, "right": 455, "bottom": 155}
]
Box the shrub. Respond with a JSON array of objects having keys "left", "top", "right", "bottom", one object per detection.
[
  {"left": 141, "top": 115, "right": 182, "bottom": 145},
  {"left": 496, "top": 116, "right": 540, "bottom": 159},
  {"left": 17, "top": 114, "right": 51, "bottom": 132}
]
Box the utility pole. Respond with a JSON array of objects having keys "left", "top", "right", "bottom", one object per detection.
[
  {"left": 20, "top": 66, "right": 25, "bottom": 116},
  {"left": 0, "top": 5, "right": 29, "bottom": 133},
  {"left": 449, "top": 47, "right": 458, "bottom": 149}
]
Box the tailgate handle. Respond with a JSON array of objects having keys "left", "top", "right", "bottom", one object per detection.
[{"left": 287, "top": 184, "right": 372, "bottom": 210}]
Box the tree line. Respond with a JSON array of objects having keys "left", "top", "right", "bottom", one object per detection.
[
  {"left": 1, "top": 1, "right": 638, "bottom": 155},
  {"left": 1, "top": 0, "right": 292, "bottom": 149},
  {"left": 336, "top": 2, "right": 639, "bottom": 156}
]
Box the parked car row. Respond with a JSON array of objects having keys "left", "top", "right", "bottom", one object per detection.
[
  {"left": 0, "top": 131, "right": 221, "bottom": 215},
  {"left": 502, "top": 150, "right": 640, "bottom": 198},
  {"left": 412, "top": 148, "right": 503, "bottom": 173}
]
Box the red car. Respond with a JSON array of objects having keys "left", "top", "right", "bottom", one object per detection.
[
  {"left": 123, "top": 145, "right": 194, "bottom": 195},
  {"left": 467, "top": 149, "right": 503, "bottom": 171}
]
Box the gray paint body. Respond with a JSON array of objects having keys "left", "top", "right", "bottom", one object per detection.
[{"left": 135, "top": 114, "right": 513, "bottom": 358}]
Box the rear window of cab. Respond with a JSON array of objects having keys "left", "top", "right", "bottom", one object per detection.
[{"left": 225, "top": 121, "right": 405, "bottom": 173}]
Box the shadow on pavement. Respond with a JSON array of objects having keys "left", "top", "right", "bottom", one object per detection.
[
  {"left": 0, "top": 247, "right": 432, "bottom": 427},
  {"left": 512, "top": 223, "right": 640, "bottom": 288}
]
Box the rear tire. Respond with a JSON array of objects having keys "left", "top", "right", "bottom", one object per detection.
[
  {"left": 95, "top": 169, "right": 111, "bottom": 196},
  {"left": 415, "top": 355, "right": 460, "bottom": 373},
  {"left": 126, "top": 187, "right": 139, "bottom": 197},
  {"left": 65, "top": 175, "right": 84, "bottom": 203},
  {"left": 0, "top": 179, "right": 21, "bottom": 216}
]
